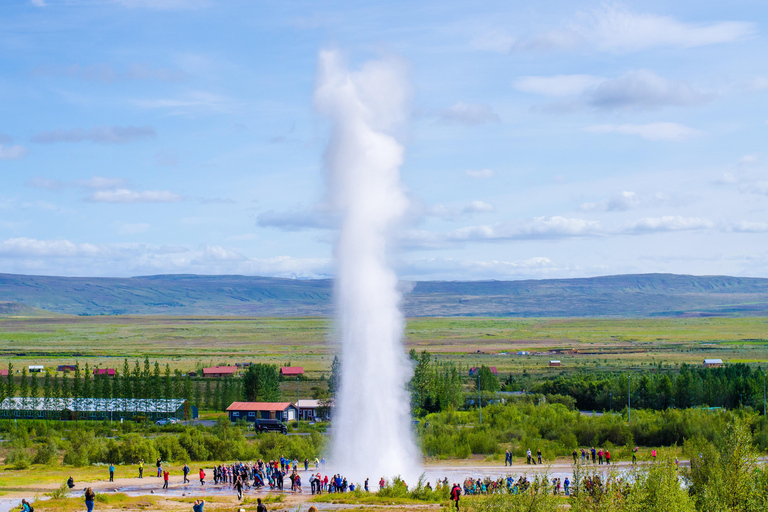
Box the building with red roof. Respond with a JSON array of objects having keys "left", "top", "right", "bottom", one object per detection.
[
  {"left": 280, "top": 366, "right": 304, "bottom": 377},
  {"left": 226, "top": 401, "right": 297, "bottom": 422},
  {"left": 202, "top": 366, "right": 238, "bottom": 378},
  {"left": 94, "top": 368, "right": 116, "bottom": 377}
]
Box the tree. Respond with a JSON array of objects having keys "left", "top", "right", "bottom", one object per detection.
[
  {"left": 19, "top": 368, "right": 28, "bottom": 412},
  {"left": 42, "top": 371, "right": 51, "bottom": 419},
  {"left": 163, "top": 364, "right": 172, "bottom": 417},
  {"left": 476, "top": 365, "right": 499, "bottom": 393},
  {"left": 204, "top": 380, "right": 213, "bottom": 411},
  {"left": 328, "top": 356, "right": 341, "bottom": 396},
  {"left": 242, "top": 363, "right": 280, "bottom": 402},
  {"left": 193, "top": 380, "right": 202, "bottom": 412},
  {"left": 29, "top": 371, "right": 38, "bottom": 412}
]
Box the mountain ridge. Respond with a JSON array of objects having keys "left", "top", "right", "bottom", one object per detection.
[{"left": 1, "top": 272, "right": 768, "bottom": 317}]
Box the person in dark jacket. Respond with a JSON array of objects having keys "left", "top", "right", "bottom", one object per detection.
[{"left": 450, "top": 483, "right": 461, "bottom": 511}]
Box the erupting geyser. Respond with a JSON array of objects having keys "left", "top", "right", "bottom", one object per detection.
[{"left": 315, "top": 50, "right": 421, "bottom": 483}]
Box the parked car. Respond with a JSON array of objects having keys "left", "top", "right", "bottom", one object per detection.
[
  {"left": 156, "top": 418, "right": 180, "bottom": 426},
  {"left": 255, "top": 419, "right": 287, "bottom": 434}
]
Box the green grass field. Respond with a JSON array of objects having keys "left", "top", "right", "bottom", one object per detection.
[{"left": 1, "top": 316, "right": 767, "bottom": 386}]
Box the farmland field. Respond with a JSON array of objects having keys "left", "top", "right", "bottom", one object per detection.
[{"left": 1, "top": 315, "right": 768, "bottom": 385}]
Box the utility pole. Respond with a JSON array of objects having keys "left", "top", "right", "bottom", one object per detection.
[
  {"left": 478, "top": 371, "right": 482, "bottom": 425},
  {"left": 296, "top": 376, "right": 300, "bottom": 427}
]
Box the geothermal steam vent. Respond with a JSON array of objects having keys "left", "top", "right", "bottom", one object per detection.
[{"left": 315, "top": 50, "right": 420, "bottom": 482}]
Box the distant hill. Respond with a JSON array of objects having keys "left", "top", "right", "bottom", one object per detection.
[
  {"left": 1, "top": 272, "right": 768, "bottom": 317},
  {"left": 0, "top": 301, "right": 62, "bottom": 317}
]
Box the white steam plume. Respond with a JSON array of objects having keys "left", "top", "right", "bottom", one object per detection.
[{"left": 315, "top": 49, "right": 420, "bottom": 483}]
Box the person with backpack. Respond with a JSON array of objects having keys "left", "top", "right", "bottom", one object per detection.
[
  {"left": 20, "top": 499, "right": 32, "bottom": 512},
  {"left": 67, "top": 476, "right": 75, "bottom": 489},
  {"left": 84, "top": 487, "right": 95, "bottom": 512},
  {"left": 450, "top": 483, "right": 461, "bottom": 511}
]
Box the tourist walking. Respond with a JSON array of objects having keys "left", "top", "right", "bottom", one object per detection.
[
  {"left": 139, "top": 460, "right": 143, "bottom": 478},
  {"left": 199, "top": 468, "right": 206, "bottom": 486},
  {"left": 109, "top": 464, "right": 114, "bottom": 482},
  {"left": 183, "top": 463, "right": 190, "bottom": 483}
]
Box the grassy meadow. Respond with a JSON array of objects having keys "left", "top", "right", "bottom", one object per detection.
[{"left": 1, "top": 316, "right": 768, "bottom": 382}]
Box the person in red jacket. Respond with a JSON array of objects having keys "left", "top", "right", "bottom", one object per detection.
[
  {"left": 199, "top": 468, "right": 206, "bottom": 486},
  {"left": 450, "top": 483, "right": 461, "bottom": 511},
  {"left": 163, "top": 470, "right": 170, "bottom": 489}
]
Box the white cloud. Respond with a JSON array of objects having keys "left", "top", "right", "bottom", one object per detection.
[
  {"left": 514, "top": 74, "right": 604, "bottom": 97},
  {"left": 745, "top": 78, "right": 768, "bottom": 92},
  {"left": 586, "top": 122, "right": 703, "bottom": 141},
  {"left": 627, "top": 216, "right": 713, "bottom": 233},
  {"left": 581, "top": 191, "right": 641, "bottom": 212},
  {"left": 466, "top": 169, "right": 494, "bottom": 179},
  {"left": 31, "top": 126, "right": 155, "bottom": 144},
  {"left": 86, "top": 189, "right": 183, "bottom": 203},
  {"left": 432, "top": 102, "right": 500, "bottom": 125},
  {"left": 0, "top": 145, "right": 28, "bottom": 160},
  {"left": 738, "top": 154, "right": 759, "bottom": 165},
  {"left": 0, "top": 237, "right": 331, "bottom": 277},
  {"left": 480, "top": 4, "right": 754, "bottom": 54},
  {"left": 462, "top": 200, "right": 495, "bottom": 214},
  {"left": 115, "top": 222, "right": 150, "bottom": 235},
  {"left": 257, "top": 205, "right": 336, "bottom": 231}
]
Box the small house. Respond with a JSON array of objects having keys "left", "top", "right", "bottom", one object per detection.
[
  {"left": 28, "top": 365, "right": 44, "bottom": 373},
  {"left": 280, "top": 366, "right": 304, "bottom": 377},
  {"left": 202, "top": 366, "right": 238, "bottom": 378},
  {"left": 57, "top": 365, "right": 77, "bottom": 372},
  {"left": 0, "top": 369, "right": 8, "bottom": 377},
  {"left": 226, "top": 402, "right": 297, "bottom": 423},
  {"left": 468, "top": 366, "right": 498, "bottom": 377},
  {"left": 94, "top": 368, "right": 116, "bottom": 377},
  {"left": 549, "top": 360, "right": 562, "bottom": 367},
  {"left": 296, "top": 399, "right": 331, "bottom": 421},
  {"left": 704, "top": 359, "right": 723, "bottom": 368}
]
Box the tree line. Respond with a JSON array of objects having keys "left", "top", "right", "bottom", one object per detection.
[
  {"left": 0, "top": 359, "right": 284, "bottom": 419},
  {"left": 530, "top": 363, "right": 767, "bottom": 412}
]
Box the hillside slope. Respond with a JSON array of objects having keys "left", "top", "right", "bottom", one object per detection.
[{"left": 1, "top": 273, "right": 767, "bottom": 317}]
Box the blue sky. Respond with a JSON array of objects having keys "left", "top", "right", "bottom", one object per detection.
[{"left": 1, "top": 0, "right": 767, "bottom": 280}]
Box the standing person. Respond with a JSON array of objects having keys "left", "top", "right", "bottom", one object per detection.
[
  {"left": 450, "top": 483, "right": 461, "bottom": 511},
  {"left": 156, "top": 458, "right": 162, "bottom": 477},
  {"left": 632, "top": 447, "right": 638, "bottom": 464},
  {"left": 109, "top": 463, "right": 114, "bottom": 482},
  {"left": 163, "top": 470, "right": 170, "bottom": 490},
  {"left": 364, "top": 478, "right": 369, "bottom": 492},
  {"left": 537, "top": 449, "right": 542, "bottom": 465},
  {"left": 605, "top": 450, "right": 611, "bottom": 465},
  {"left": 139, "top": 460, "right": 144, "bottom": 479},
  {"left": 84, "top": 487, "right": 95, "bottom": 512},
  {"left": 379, "top": 477, "right": 386, "bottom": 490},
  {"left": 572, "top": 449, "right": 577, "bottom": 464},
  {"left": 651, "top": 449, "right": 657, "bottom": 460},
  {"left": 591, "top": 447, "right": 596, "bottom": 464},
  {"left": 235, "top": 475, "right": 243, "bottom": 500},
  {"left": 564, "top": 477, "right": 570, "bottom": 496},
  {"left": 505, "top": 449, "right": 511, "bottom": 466},
  {"left": 598, "top": 449, "right": 603, "bottom": 465},
  {"left": 256, "top": 498, "right": 267, "bottom": 512},
  {"left": 526, "top": 449, "right": 532, "bottom": 465},
  {"left": 304, "top": 458, "right": 309, "bottom": 471},
  {"left": 183, "top": 463, "right": 190, "bottom": 484},
  {"left": 199, "top": 468, "right": 206, "bottom": 486}
]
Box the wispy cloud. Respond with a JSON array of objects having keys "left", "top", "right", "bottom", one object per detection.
[
  {"left": 131, "top": 91, "right": 235, "bottom": 114},
  {"left": 31, "top": 126, "right": 156, "bottom": 144},
  {"left": 27, "top": 176, "right": 129, "bottom": 190},
  {"left": 477, "top": 4, "right": 754, "bottom": 54},
  {"left": 465, "top": 169, "right": 495, "bottom": 179},
  {"left": 85, "top": 189, "right": 183, "bottom": 203},
  {"left": 257, "top": 205, "right": 337, "bottom": 231},
  {"left": 425, "top": 102, "right": 501, "bottom": 125},
  {"left": 0, "top": 145, "right": 28, "bottom": 160},
  {"left": 517, "top": 70, "right": 710, "bottom": 111},
  {"left": 30, "top": 64, "right": 186, "bottom": 83},
  {"left": 586, "top": 122, "right": 703, "bottom": 141}
]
